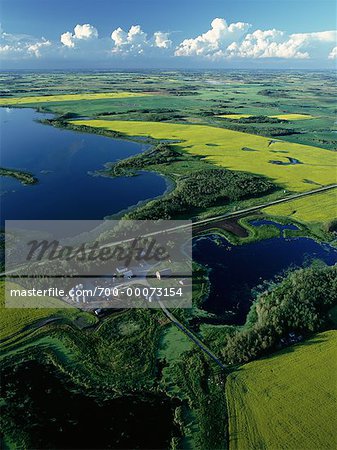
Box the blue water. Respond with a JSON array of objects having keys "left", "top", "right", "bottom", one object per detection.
[
  {"left": 193, "top": 234, "right": 337, "bottom": 325},
  {"left": 0, "top": 108, "right": 167, "bottom": 225},
  {"left": 250, "top": 219, "right": 299, "bottom": 231}
]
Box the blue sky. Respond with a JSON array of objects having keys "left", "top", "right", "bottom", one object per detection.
[{"left": 1, "top": 0, "right": 336, "bottom": 68}]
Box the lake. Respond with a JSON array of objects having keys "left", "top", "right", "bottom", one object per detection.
[
  {"left": 0, "top": 108, "right": 167, "bottom": 226},
  {"left": 193, "top": 230, "right": 337, "bottom": 325},
  {"left": 249, "top": 218, "right": 299, "bottom": 231}
]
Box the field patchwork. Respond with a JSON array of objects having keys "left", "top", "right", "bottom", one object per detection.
[
  {"left": 71, "top": 120, "right": 337, "bottom": 192},
  {"left": 226, "top": 331, "right": 337, "bottom": 450}
]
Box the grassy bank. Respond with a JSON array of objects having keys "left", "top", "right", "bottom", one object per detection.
[{"left": 202, "top": 213, "right": 335, "bottom": 246}]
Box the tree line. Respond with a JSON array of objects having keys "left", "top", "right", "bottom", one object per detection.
[{"left": 222, "top": 264, "right": 337, "bottom": 364}]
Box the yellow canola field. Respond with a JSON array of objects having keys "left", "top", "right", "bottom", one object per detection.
[
  {"left": 0, "top": 92, "right": 150, "bottom": 105},
  {"left": 226, "top": 331, "right": 337, "bottom": 450},
  {"left": 264, "top": 188, "right": 337, "bottom": 223},
  {"left": 218, "top": 113, "right": 314, "bottom": 120},
  {"left": 72, "top": 119, "right": 337, "bottom": 192}
]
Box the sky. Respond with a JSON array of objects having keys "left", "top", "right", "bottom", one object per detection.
[{"left": 0, "top": 0, "right": 336, "bottom": 69}]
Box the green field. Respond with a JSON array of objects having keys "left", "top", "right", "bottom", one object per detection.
[
  {"left": 226, "top": 330, "right": 337, "bottom": 450},
  {"left": 1, "top": 70, "right": 336, "bottom": 151},
  {"left": 158, "top": 325, "right": 193, "bottom": 363},
  {"left": 263, "top": 188, "right": 337, "bottom": 223},
  {"left": 71, "top": 119, "right": 337, "bottom": 192},
  {"left": 0, "top": 92, "right": 150, "bottom": 105},
  {"left": 0, "top": 282, "right": 97, "bottom": 341}
]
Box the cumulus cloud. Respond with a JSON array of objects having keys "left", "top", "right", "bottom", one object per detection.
[
  {"left": 226, "top": 29, "right": 311, "bottom": 59},
  {"left": 1, "top": 18, "right": 336, "bottom": 64},
  {"left": 110, "top": 27, "right": 128, "bottom": 47},
  {"left": 175, "top": 18, "right": 250, "bottom": 57},
  {"left": 111, "top": 25, "right": 172, "bottom": 54},
  {"left": 328, "top": 46, "right": 337, "bottom": 59},
  {"left": 27, "top": 39, "right": 51, "bottom": 57},
  {"left": 60, "top": 24, "right": 98, "bottom": 48},
  {"left": 174, "top": 18, "right": 337, "bottom": 60},
  {"left": 154, "top": 31, "right": 172, "bottom": 49},
  {"left": 111, "top": 25, "right": 147, "bottom": 54},
  {"left": 228, "top": 29, "right": 337, "bottom": 59},
  {"left": 60, "top": 31, "right": 75, "bottom": 48},
  {"left": 0, "top": 30, "right": 51, "bottom": 58}
]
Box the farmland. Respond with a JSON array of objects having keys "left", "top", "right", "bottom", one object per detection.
[
  {"left": 71, "top": 119, "right": 337, "bottom": 192},
  {"left": 1, "top": 69, "right": 337, "bottom": 450},
  {"left": 219, "top": 113, "right": 314, "bottom": 120},
  {"left": 0, "top": 282, "right": 97, "bottom": 341},
  {"left": 0, "top": 92, "right": 150, "bottom": 105},
  {"left": 263, "top": 187, "right": 337, "bottom": 223},
  {"left": 271, "top": 113, "right": 314, "bottom": 120},
  {"left": 1, "top": 70, "right": 336, "bottom": 151},
  {"left": 226, "top": 330, "right": 337, "bottom": 450}
]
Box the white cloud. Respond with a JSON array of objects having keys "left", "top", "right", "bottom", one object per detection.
[
  {"left": 229, "top": 29, "right": 337, "bottom": 59},
  {"left": 111, "top": 24, "right": 172, "bottom": 54},
  {"left": 110, "top": 27, "right": 128, "bottom": 46},
  {"left": 175, "top": 18, "right": 250, "bottom": 57},
  {"left": 60, "top": 31, "right": 75, "bottom": 48},
  {"left": 1, "top": 18, "right": 336, "bottom": 64},
  {"left": 226, "top": 29, "right": 310, "bottom": 59},
  {"left": 127, "top": 25, "right": 147, "bottom": 45},
  {"left": 27, "top": 39, "right": 51, "bottom": 57},
  {"left": 111, "top": 25, "right": 147, "bottom": 54},
  {"left": 328, "top": 46, "right": 337, "bottom": 59},
  {"left": 175, "top": 18, "right": 337, "bottom": 60},
  {"left": 74, "top": 24, "right": 98, "bottom": 40},
  {"left": 0, "top": 30, "right": 51, "bottom": 59},
  {"left": 154, "top": 31, "right": 172, "bottom": 49},
  {"left": 60, "top": 23, "right": 98, "bottom": 48}
]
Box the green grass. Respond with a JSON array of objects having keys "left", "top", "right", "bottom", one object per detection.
[
  {"left": 263, "top": 188, "right": 337, "bottom": 223},
  {"left": 226, "top": 330, "right": 337, "bottom": 450},
  {"left": 199, "top": 214, "right": 284, "bottom": 246},
  {"left": 72, "top": 119, "right": 337, "bottom": 192},
  {"left": 0, "top": 92, "right": 151, "bottom": 105},
  {"left": 158, "top": 325, "right": 193, "bottom": 363},
  {"left": 1, "top": 306, "right": 163, "bottom": 394},
  {"left": 0, "top": 282, "right": 96, "bottom": 341}
]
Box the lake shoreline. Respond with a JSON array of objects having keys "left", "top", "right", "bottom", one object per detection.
[{"left": 0, "top": 107, "right": 168, "bottom": 225}]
